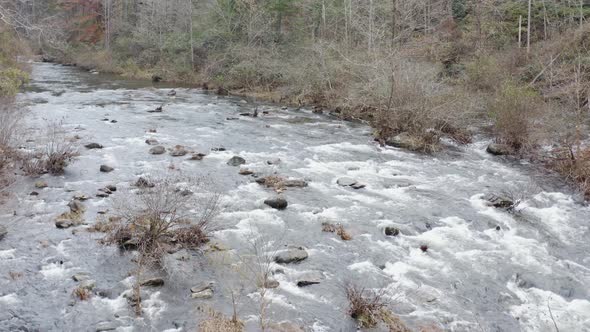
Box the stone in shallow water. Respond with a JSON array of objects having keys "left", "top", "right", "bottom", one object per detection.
[
  {"left": 140, "top": 277, "right": 164, "bottom": 287},
  {"left": 336, "top": 177, "right": 357, "bottom": 187},
  {"left": 227, "top": 156, "right": 246, "bottom": 166},
  {"left": 84, "top": 143, "right": 103, "bottom": 149},
  {"left": 264, "top": 279, "right": 280, "bottom": 289},
  {"left": 384, "top": 227, "right": 400, "bottom": 236},
  {"left": 296, "top": 271, "right": 324, "bottom": 287},
  {"left": 35, "top": 181, "right": 48, "bottom": 189},
  {"left": 282, "top": 179, "right": 308, "bottom": 188},
  {"left": 191, "top": 282, "right": 215, "bottom": 299},
  {"left": 274, "top": 247, "right": 308, "bottom": 264},
  {"left": 145, "top": 138, "right": 159, "bottom": 145},
  {"left": 95, "top": 322, "right": 117, "bottom": 332},
  {"left": 72, "top": 273, "right": 90, "bottom": 282},
  {"left": 99, "top": 165, "right": 114, "bottom": 173},
  {"left": 486, "top": 143, "right": 512, "bottom": 156},
  {"left": 149, "top": 146, "right": 166, "bottom": 155},
  {"left": 170, "top": 146, "right": 188, "bottom": 157},
  {"left": 264, "top": 197, "right": 288, "bottom": 210}
]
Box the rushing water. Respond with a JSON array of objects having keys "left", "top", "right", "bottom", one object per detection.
[{"left": 1, "top": 63, "right": 590, "bottom": 332}]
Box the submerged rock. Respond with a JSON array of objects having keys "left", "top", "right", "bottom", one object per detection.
[
  {"left": 384, "top": 227, "right": 400, "bottom": 236},
  {"left": 84, "top": 143, "right": 103, "bottom": 149},
  {"left": 99, "top": 165, "right": 114, "bottom": 173},
  {"left": 95, "top": 322, "right": 118, "bottom": 332},
  {"left": 189, "top": 153, "right": 206, "bottom": 160},
  {"left": 239, "top": 168, "right": 254, "bottom": 175},
  {"left": 274, "top": 247, "right": 308, "bottom": 264},
  {"left": 68, "top": 200, "right": 86, "bottom": 214},
  {"left": 106, "top": 185, "right": 117, "bottom": 192},
  {"left": 264, "top": 197, "right": 288, "bottom": 210},
  {"left": 145, "top": 138, "right": 159, "bottom": 145},
  {"left": 486, "top": 143, "right": 513, "bottom": 156},
  {"left": 282, "top": 179, "right": 308, "bottom": 188},
  {"left": 263, "top": 279, "right": 280, "bottom": 289},
  {"left": 191, "top": 282, "right": 215, "bottom": 299},
  {"left": 486, "top": 194, "right": 514, "bottom": 209},
  {"left": 149, "top": 146, "right": 166, "bottom": 155},
  {"left": 337, "top": 177, "right": 357, "bottom": 187},
  {"left": 227, "top": 156, "right": 246, "bottom": 166},
  {"left": 170, "top": 146, "right": 188, "bottom": 157},
  {"left": 35, "top": 181, "right": 48, "bottom": 189},
  {"left": 72, "top": 273, "right": 90, "bottom": 282},
  {"left": 296, "top": 271, "right": 324, "bottom": 287},
  {"left": 140, "top": 278, "right": 165, "bottom": 287}
]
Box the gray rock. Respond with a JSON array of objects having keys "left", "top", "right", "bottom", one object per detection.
[
  {"left": 227, "top": 156, "right": 246, "bottom": 166},
  {"left": 73, "top": 193, "right": 89, "bottom": 201},
  {"left": 35, "top": 181, "right": 48, "bottom": 189},
  {"left": 384, "top": 227, "right": 400, "bottom": 236},
  {"left": 190, "top": 282, "right": 215, "bottom": 294},
  {"left": 337, "top": 177, "right": 357, "bottom": 187},
  {"left": 99, "top": 165, "right": 114, "bottom": 173},
  {"left": 0, "top": 225, "right": 6, "bottom": 241},
  {"left": 486, "top": 143, "right": 513, "bottom": 156},
  {"left": 191, "top": 288, "right": 213, "bottom": 299},
  {"left": 68, "top": 200, "right": 85, "bottom": 214},
  {"left": 385, "top": 132, "right": 424, "bottom": 151},
  {"left": 72, "top": 273, "right": 90, "bottom": 282},
  {"left": 95, "top": 322, "right": 117, "bottom": 332},
  {"left": 266, "top": 158, "right": 281, "bottom": 165},
  {"left": 189, "top": 153, "right": 206, "bottom": 160},
  {"left": 141, "top": 277, "right": 164, "bottom": 287},
  {"left": 55, "top": 219, "right": 74, "bottom": 229},
  {"left": 149, "top": 146, "right": 166, "bottom": 155},
  {"left": 351, "top": 183, "right": 366, "bottom": 189},
  {"left": 296, "top": 271, "right": 324, "bottom": 287},
  {"left": 85, "top": 143, "right": 103, "bottom": 149},
  {"left": 79, "top": 279, "right": 96, "bottom": 290},
  {"left": 106, "top": 185, "right": 117, "bottom": 192},
  {"left": 264, "top": 279, "right": 280, "bottom": 289},
  {"left": 282, "top": 179, "right": 308, "bottom": 188},
  {"left": 96, "top": 192, "right": 109, "bottom": 198},
  {"left": 264, "top": 197, "right": 288, "bottom": 210},
  {"left": 274, "top": 247, "right": 308, "bottom": 264},
  {"left": 170, "top": 147, "right": 188, "bottom": 157},
  {"left": 145, "top": 138, "right": 159, "bottom": 145}
]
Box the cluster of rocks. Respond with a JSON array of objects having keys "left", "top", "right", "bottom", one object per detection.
[{"left": 96, "top": 185, "right": 117, "bottom": 198}]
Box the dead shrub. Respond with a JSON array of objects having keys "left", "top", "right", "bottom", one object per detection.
[
  {"left": 43, "top": 122, "right": 77, "bottom": 175},
  {"left": 73, "top": 286, "right": 91, "bottom": 301},
  {"left": 345, "top": 283, "right": 389, "bottom": 328},
  {"left": 550, "top": 147, "right": 590, "bottom": 198},
  {"left": 489, "top": 82, "right": 544, "bottom": 151},
  {"left": 321, "top": 222, "right": 352, "bottom": 241},
  {"left": 105, "top": 174, "right": 219, "bottom": 266}
]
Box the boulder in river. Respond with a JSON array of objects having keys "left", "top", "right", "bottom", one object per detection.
[
  {"left": 337, "top": 177, "right": 357, "bottom": 187},
  {"left": 264, "top": 197, "right": 288, "bottom": 210},
  {"left": 170, "top": 146, "right": 188, "bottom": 157},
  {"left": 384, "top": 226, "right": 400, "bottom": 236},
  {"left": 282, "top": 179, "right": 308, "bottom": 188},
  {"left": 189, "top": 153, "right": 206, "bottom": 160},
  {"left": 227, "top": 156, "right": 246, "bottom": 166},
  {"left": 72, "top": 273, "right": 90, "bottom": 282},
  {"left": 35, "top": 181, "right": 48, "bottom": 189},
  {"left": 149, "top": 146, "right": 166, "bottom": 155},
  {"left": 145, "top": 138, "right": 159, "bottom": 145},
  {"left": 274, "top": 247, "right": 308, "bottom": 264},
  {"left": 140, "top": 278, "right": 165, "bottom": 287},
  {"left": 0, "top": 225, "right": 7, "bottom": 241},
  {"left": 296, "top": 271, "right": 324, "bottom": 287},
  {"left": 191, "top": 282, "right": 215, "bottom": 299},
  {"left": 263, "top": 278, "right": 280, "bottom": 289},
  {"left": 486, "top": 143, "right": 513, "bottom": 156},
  {"left": 95, "top": 322, "right": 118, "bottom": 332},
  {"left": 68, "top": 200, "right": 86, "bottom": 214},
  {"left": 84, "top": 143, "right": 103, "bottom": 149},
  {"left": 239, "top": 168, "right": 254, "bottom": 175},
  {"left": 99, "top": 165, "right": 114, "bottom": 173}
]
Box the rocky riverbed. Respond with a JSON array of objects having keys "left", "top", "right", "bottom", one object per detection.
[{"left": 1, "top": 63, "right": 589, "bottom": 331}]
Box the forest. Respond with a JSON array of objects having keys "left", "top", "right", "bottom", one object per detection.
[{"left": 0, "top": 0, "right": 590, "bottom": 331}]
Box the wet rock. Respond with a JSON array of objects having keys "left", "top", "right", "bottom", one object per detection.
[
  {"left": 337, "top": 177, "right": 357, "bottom": 187},
  {"left": 486, "top": 143, "right": 513, "bottom": 156},
  {"left": 35, "top": 181, "right": 48, "bottom": 189},
  {"left": 30, "top": 191, "right": 39, "bottom": 196},
  {"left": 211, "top": 147, "right": 226, "bottom": 152},
  {"left": 239, "top": 112, "right": 251, "bottom": 116},
  {"left": 96, "top": 192, "right": 109, "bottom": 198},
  {"left": 282, "top": 179, "right": 308, "bottom": 188},
  {"left": 226, "top": 117, "right": 239, "bottom": 120},
  {"left": 110, "top": 120, "right": 117, "bottom": 123},
  {"left": 72, "top": 273, "right": 90, "bottom": 282},
  {"left": 351, "top": 183, "right": 366, "bottom": 189},
  {"left": 239, "top": 169, "right": 254, "bottom": 175},
  {"left": 170, "top": 146, "right": 188, "bottom": 157},
  {"left": 266, "top": 158, "right": 281, "bottom": 165},
  {"left": 264, "top": 279, "right": 280, "bottom": 289},
  {"left": 191, "top": 282, "right": 215, "bottom": 299},
  {"left": 79, "top": 279, "right": 96, "bottom": 290},
  {"left": 73, "top": 193, "right": 89, "bottom": 201},
  {"left": 140, "top": 277, "right": 165, "bottom": 287},
  {"left": 145, "top": 138, "right": 159, "bottom": 145},
  {"left": 296, "top": 271, "right": 323, "bottom": 287},
  {"left": 95, "top": 322, "right": 117, "bottom": 332},
  {"left": 264, "top": 197, "right": 288, "bottom": 210},
  {"left": 384, "top": 227, "right": 400, "bottom": 236},
  {"left": 486, "top": 194, "right": 514, "bottom": 209},
  {"left": 274, "top": 247, "right": 308, "bottom": 264},
  {"left": 99, "top": 165, "right": 114, "bottom": 173},
  {"left": 189, "top": 153, "right": 206, "bottom": 160},
  {"left": 85, "top": 143, "right": 103, "bottom": 149},
  {"left": 68, "top": 200, "right": 86, "bottom": 214},
  {"left": 55, "top": 219, "right": 75, "bottom": 229},
  {"left": 385, "top": 132, "right": 423, "bottom": 151},
  {"left": 0, "top": 225, "right": 7, "bottom": 241},
  {"left": 106, "top": 185, "right": 117, "bottom": 192},
  {"left": 135, "top": 177, "right": 155, "bottom": 188},
  {"left": 420, "top": 245, "right": 428, "bottom": 252},
  {"left": 168, "top": 90, "right": 177, "bottom": 97},
  {"left": 149, "top": 146, "right": 166, "bottom": 155},
  {"left": 227, "top": 156, "right": 246, "bottom": 166}
]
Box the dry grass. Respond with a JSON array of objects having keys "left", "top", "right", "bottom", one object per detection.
[
  {"left": 550, "top": 147, "right": 590, "bottom": 198},
  {"left": 345, "top": 283, "right": 389, "bottom": 328},
  {"left": 73, "top": 286, "right": 92, "bottom": 301},
  {"left": 198, "top": 308, "right": 244, "bottom": 332},
  {"left": 321, "top": 222, "right": 352, "bottom": 241},
  {"left": 43, "top": 122, "right": 78, "bottom": 175}
]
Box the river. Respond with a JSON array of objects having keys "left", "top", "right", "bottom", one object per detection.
[{"left": 1, "top": 62, "right": 589, "bottom": 331}]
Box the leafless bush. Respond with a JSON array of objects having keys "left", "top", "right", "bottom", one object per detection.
[
  {"left": 72, "top": 286, "right": 91, "bottom": 301},
  {"left": 43, "top": 121, "right": 77, "bottom": 175},
  {"left": 106, "top": 174, "right": 219, "bottom": 266},
  {"left": 551, "top": 147, "right": 590, "bottom": 199},
  {"left": 0, "top": 99, "right": 23, "bottom": 191},
  {"left": 198, "top": 307, "right": 244, "bottom": 332},
  {"left": 345, "top": 283, "right": 389, "bottom": 328}
]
